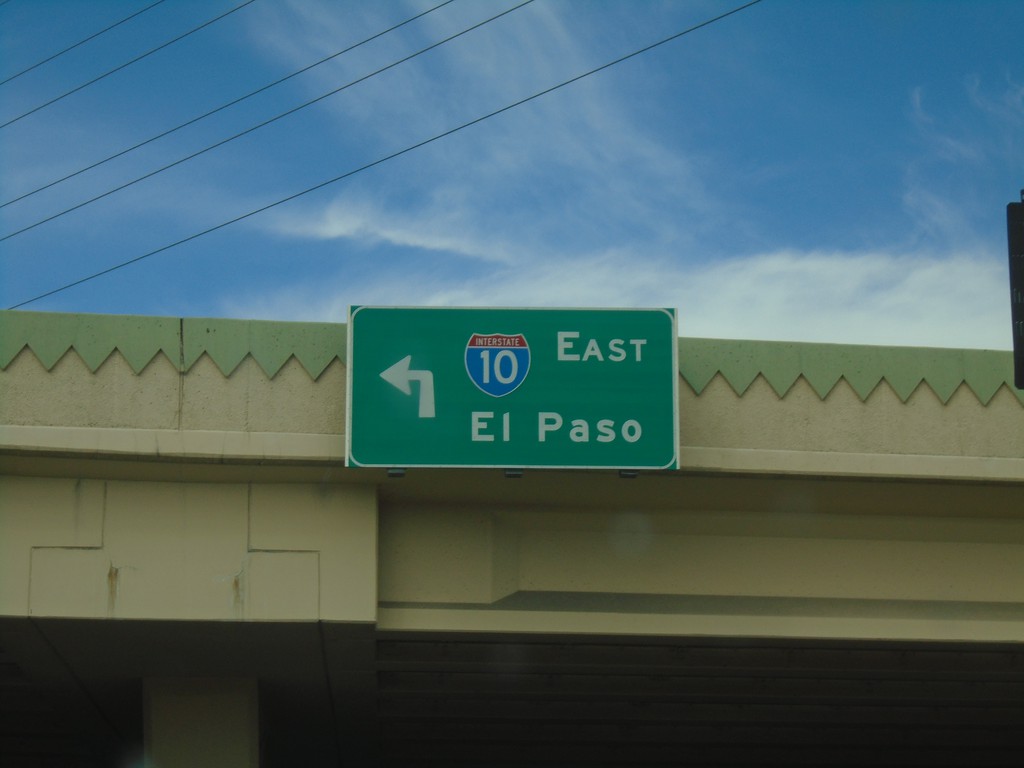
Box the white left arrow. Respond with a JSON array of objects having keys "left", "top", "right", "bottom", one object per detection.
[{"left": 380, "top": 355, "right": 435, "bottom": 418}]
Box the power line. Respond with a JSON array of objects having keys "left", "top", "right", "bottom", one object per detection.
[
  {"left": 0, "top": 0, "right": 168, "bottom": 88},
  {"left": 0, "top": 0, "right": 535, "bottom": 242},
  {"left": 0, "top": 0, "right": 457, "bottom": 210},
  {"left": 0, "top": 0, "right": 258, "bottom": 130},
  {"left": 7, "top": 0, "right": 764, "bottom": 310}
]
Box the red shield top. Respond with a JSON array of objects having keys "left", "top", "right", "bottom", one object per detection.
[{"left": 467, "top": 333, "right": 528, "bottom": 348}]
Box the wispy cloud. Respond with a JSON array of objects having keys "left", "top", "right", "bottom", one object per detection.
[
  {"left": 221, "top": 3, "right": 1012, "bottom": 351},
  {"left": 248, "top": 0, "right": 717, "bottom": 245},
  {"left": 908, "top": 86, "right": 982, "bottom": 163},
  {"left": 966, "top": 75, "right": 1024, "bottom": 127},
  {"left": 271, "top": 193, "right": 520, "bottom": 264}
]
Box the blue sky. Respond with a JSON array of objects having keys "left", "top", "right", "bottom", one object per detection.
[{"left": 1, "top": 0, "right": 1021, "bottom": 348}]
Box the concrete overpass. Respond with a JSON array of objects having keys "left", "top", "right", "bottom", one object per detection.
[{"left": 2, "top": 310, "right": 1022, "bottom": 766}]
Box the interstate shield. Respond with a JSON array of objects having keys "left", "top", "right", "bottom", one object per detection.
[{"left": 465, "top": 333, "right": 530, "bottom": 397}]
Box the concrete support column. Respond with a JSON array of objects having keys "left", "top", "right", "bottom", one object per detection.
[{"left": 144, "top": 678, "right": 259, "bottom": 768}]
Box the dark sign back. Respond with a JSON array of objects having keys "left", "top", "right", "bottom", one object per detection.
[{"left": 1009, "top": 195, "right": 1024, "bottom": 389}]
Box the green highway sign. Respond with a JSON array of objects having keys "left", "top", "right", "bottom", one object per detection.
[{"left": 346, "top": 307, "right": 678, "bottom": 469}]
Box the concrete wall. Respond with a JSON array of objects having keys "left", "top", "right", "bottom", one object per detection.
[
  {"left": 3, "top": 344, "right": 1023, "bottom": 458},
  {"left": 2, "top": 330, "right": 1023, "bottom": 644},
  {"left": 1, "top": 475, "right": 376, "bottom": 623},
  {"left": 376, "top": 488, "right": 1024, "bottom": 641},
  {"left": 682, "top": 374, "right": 1024, "bottom": 459},
  {"left": 0, "top": 348, "right": 346, "bottom": 434}
]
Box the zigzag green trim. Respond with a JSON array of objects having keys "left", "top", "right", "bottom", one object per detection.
[
  {"left": 679, "top": 338, "right": 1022, "bottom": 405},
  {"left": 0, "top": 311, "right": 179, "bottom": 374},
  {"left": 0, "top": 311, "right": 346, "bottom": 380},
  {"left": 182, "top": 317, "right": 345, "bottom": 378},
  {"left": 1, "top": 311, "right": 1020, "bottom": 404}
]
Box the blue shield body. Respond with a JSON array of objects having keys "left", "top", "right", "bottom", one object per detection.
[{"left": 465, "top": 333, "right": 530, "bottom": 397}]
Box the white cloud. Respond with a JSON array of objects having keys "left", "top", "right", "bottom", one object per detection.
[
  {"left": 221, "top": 246, "right": 1011, "bottom": 350},
  {"left": 676, "top": 248, "right": 1009, "bottom": 348}
]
